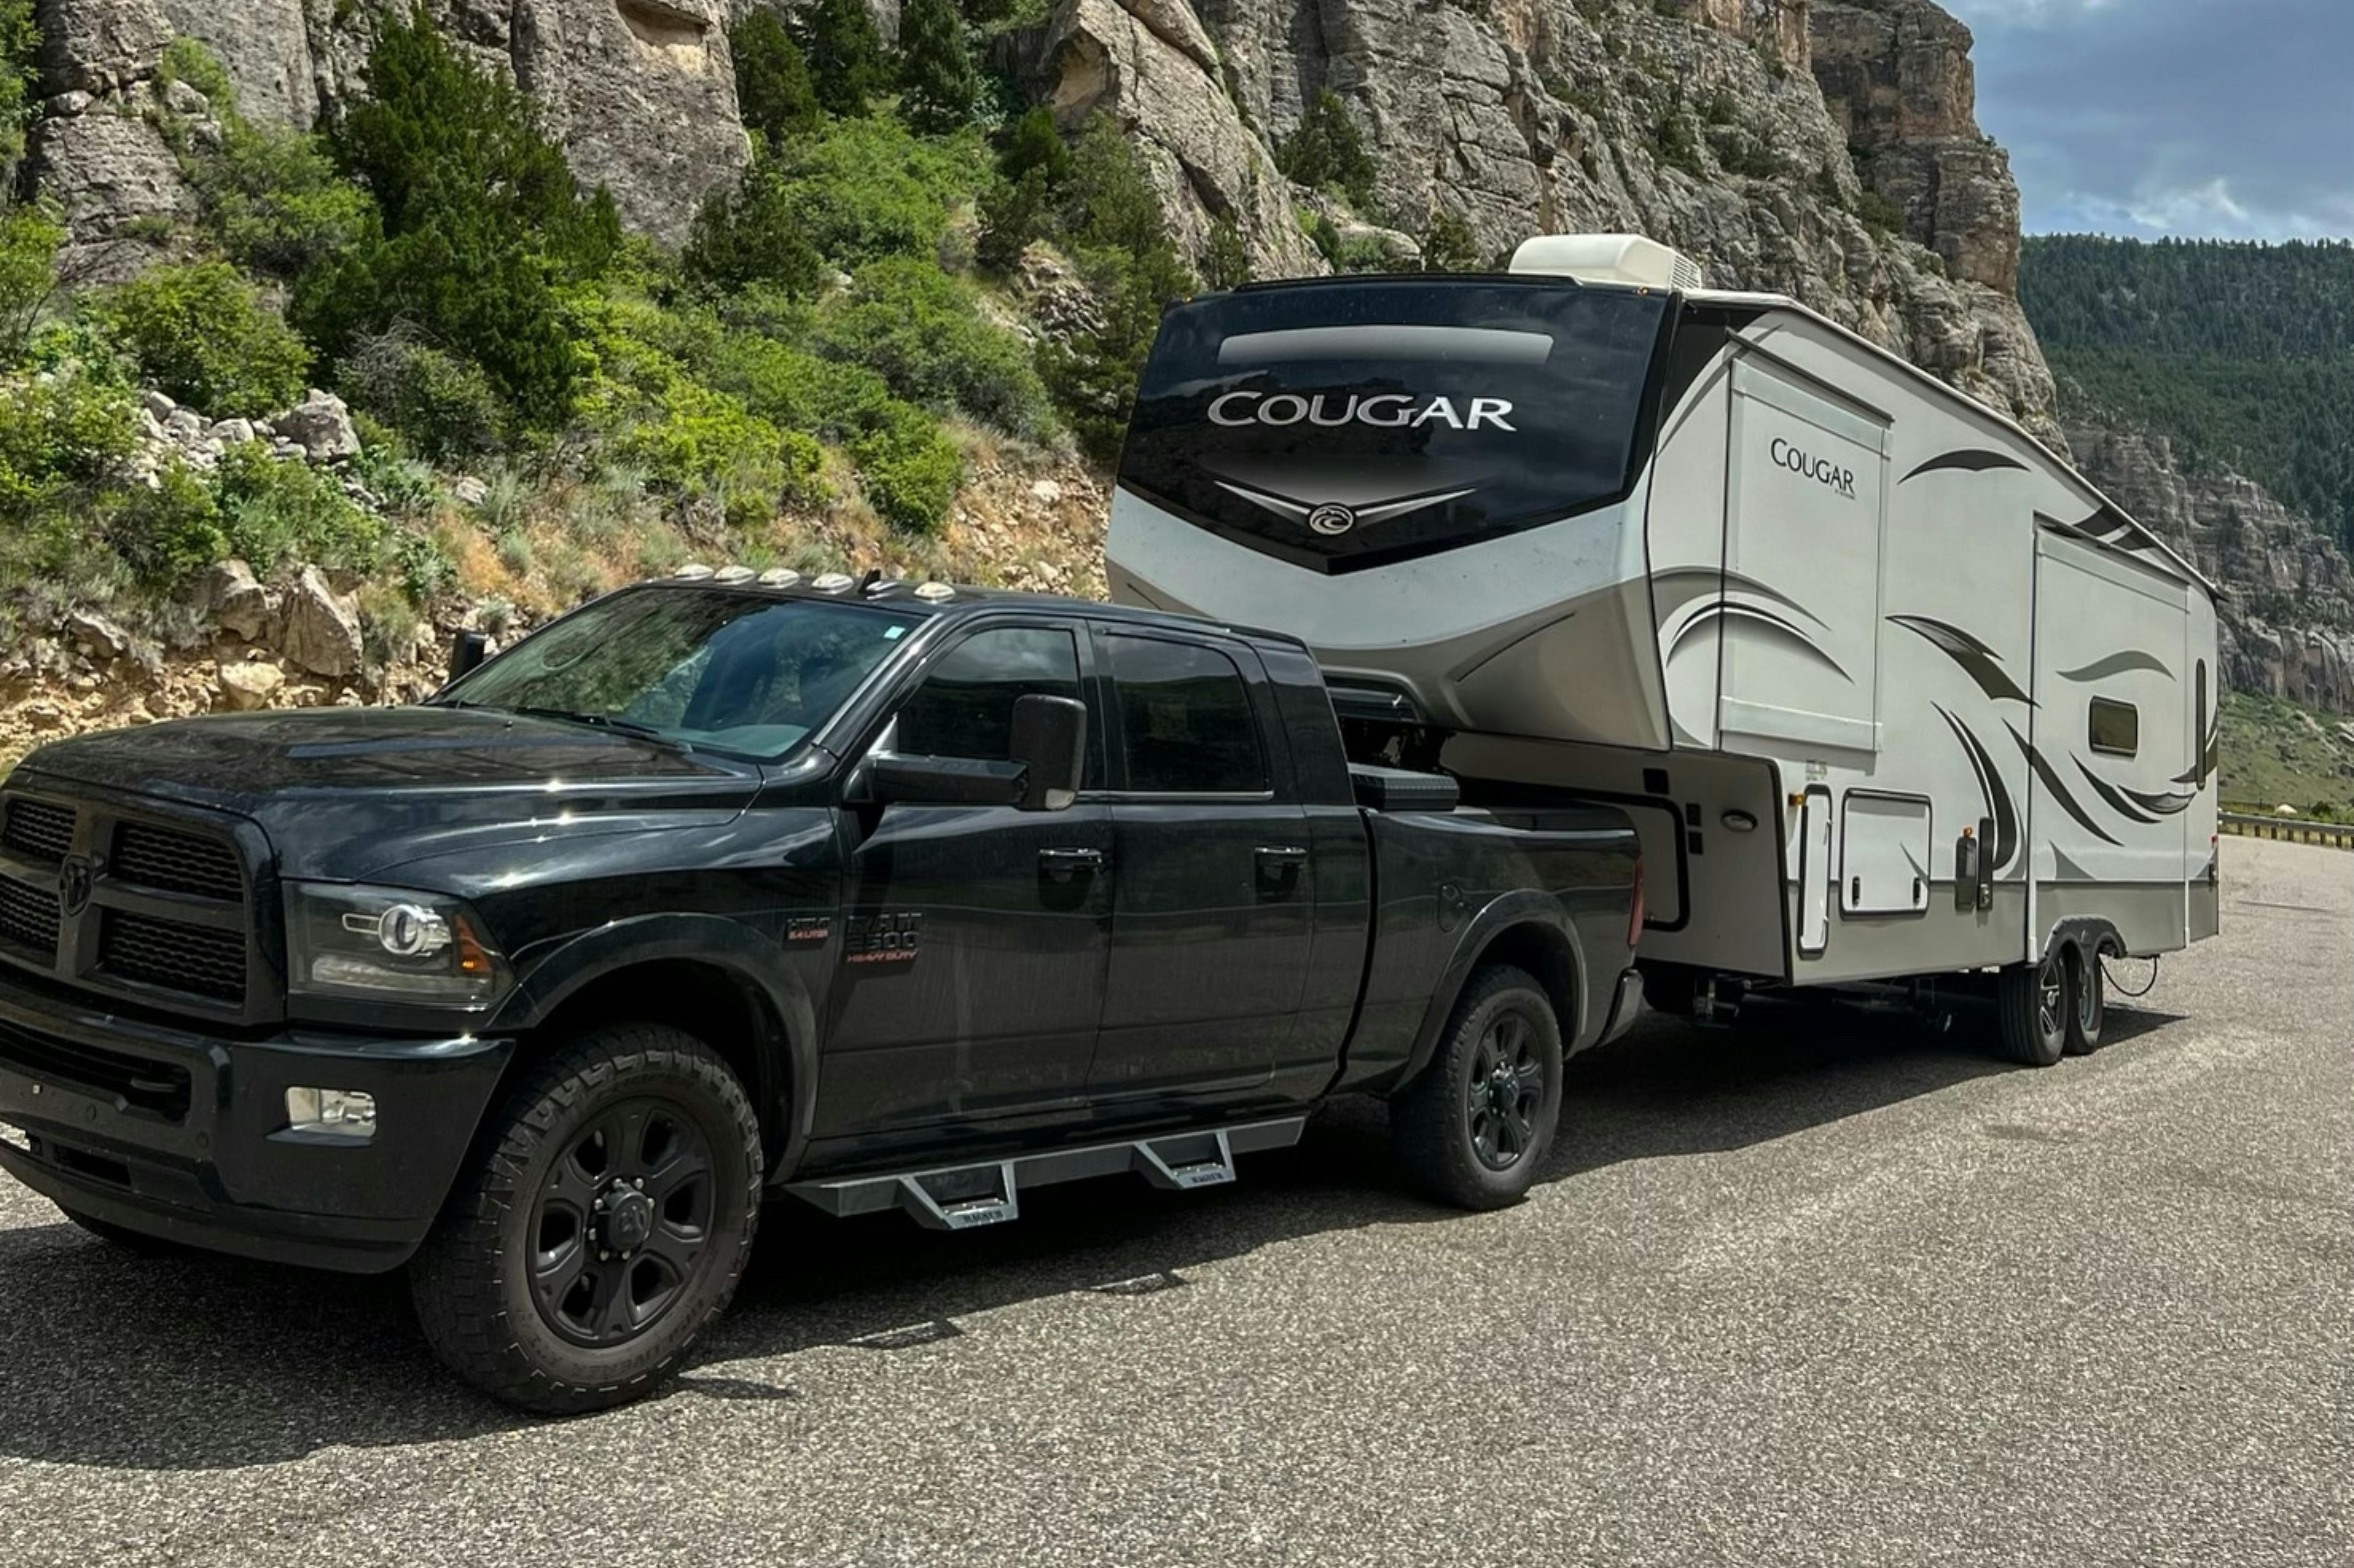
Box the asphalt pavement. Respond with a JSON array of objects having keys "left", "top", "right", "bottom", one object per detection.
[{"left": 4, "top": 834, "right": 2347, "bottom": 1567}]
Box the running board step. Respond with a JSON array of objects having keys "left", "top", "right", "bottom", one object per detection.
[{"left": 784, "top": 1117, "right": 1305, "bottom": 1231}]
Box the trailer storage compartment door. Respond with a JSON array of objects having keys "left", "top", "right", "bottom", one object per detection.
[{"left": 1718, "top": 360, "right": 1889, "bottom": 760}]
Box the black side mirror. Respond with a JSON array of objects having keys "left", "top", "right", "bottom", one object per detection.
[
  {"left": 449, "top": 629, "right": 488, "bottom": 685},
  {"left": 869, "top": 754, "right": 1028, "bottom": 808},
  {"left": 1009, "top": 694, "right": 1086, "bottom": 813}
]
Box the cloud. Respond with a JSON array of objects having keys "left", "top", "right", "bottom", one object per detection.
[{"left": 1939, "top": 0, "right": 2354, "bottom": 240}]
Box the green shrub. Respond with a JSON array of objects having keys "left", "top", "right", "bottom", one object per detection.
[
  {"left": 850, "top": 400, "right": 961, "bottom": 532},
  {"left": 0, "top": 369, "right": 138, "bottom": 522},
  {"left": 898, "top": 0, "right": 980, "bottom": 134},
  {"left": 730, "top": 9, "right": 822, "bottom": 149},
  {"left": 1276, "top": 90, "right": 1376, "bottom": 209},
  {"left": 795, "top": 0, "right": 886, "bottom": 118},
  {"left": 211, "top": 442, "right": 384, "bottom": 575},
  {"left": 811, "top": 256, "right": 1052, "bottom": 438},
  {"left": 0, "top": 0, "right": 37, "bottom": 179},
  {"left": 975, "top": 164, "right": 1053, "bottom": 271},
  {"left": 108, "top": 461, "right": 225, "bottom": 585},
  {"left": 156, "top": 36, "right": 234, "bottom": 107},
  {"left": 190, "top": 116, "right": 376, "bottom": 280},
  {"left": 1857, "top": 186, "right": 1908, "bottom": 236},
  {"left": 339, "top": 328, "right": 504, "bottom": 459},
  {"left": 88, "top": 261, "right": 311, "bottom": 416},
  {"left": 997, "top": 107, "right": 1073, "bottom": 188},
  {"left": 1201, "top": 220, "right": 1252, "bottom": 289},
  {"left": 1421, "top": 209, "right": 1480, "bottom": 271},
  {"left": 682, "top": 161, "right": 825, "bottom": 297},
  {"left": 301, "top": 9, "right": 620, "bottom": 430},
  {"left": 708, "top": 331, "right": 897, "bottom": 440},
  {"left": 771, "top": 115, "right": 984, "bottom": 269},
  {"left": 0, "top": 201, "right": 63, "bottom": 366}
]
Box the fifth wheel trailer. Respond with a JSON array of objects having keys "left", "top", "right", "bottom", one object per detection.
[{"left": 1105, "top": 233, "right": 2221, "bottom": 1063}]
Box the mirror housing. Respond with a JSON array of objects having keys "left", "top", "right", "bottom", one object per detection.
[
  {"left": 868, "top": 754, "right": 1028, "bottom": 809},
  {"left": 448, "top": 629, "right": 488, "bottom": 686},
  {"left": 1009, "top": 694, "right": 1086, "bottom": 812}
]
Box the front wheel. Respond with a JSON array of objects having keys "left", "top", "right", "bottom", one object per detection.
[
  {"left": 410, "top": 1024, "right": 763, "bottom": 1414},
  {"left": 1391, "top": 964, "right": 1565, "bottom": 1210}
]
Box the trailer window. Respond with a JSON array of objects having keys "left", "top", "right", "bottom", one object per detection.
[
  {"left": 2089, "top": 698, "right": 2139, "bottom": 757},
  {"left": 1120, "top": 278, "right": 1671, "bottom": 575},
  {"left": 1105, "top": 635, "right": 1267, "bottom": 794}
]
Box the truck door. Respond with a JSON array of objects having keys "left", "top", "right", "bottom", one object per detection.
[
  {"left": 820, "top": 621, "right": 1114, "bottom": 1138},
  {"left": 1089, "top": 628, "right": 1313, "bottom": 1107}
]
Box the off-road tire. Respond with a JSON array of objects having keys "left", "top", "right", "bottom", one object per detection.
[
  {"left": 1996, "top": 948, "right": 2070, "bottom": 1068},
  {"left": 410, "top": 1025, "right": 762, "bottom": 1414},
  {"left": 1391, "top": 964, "right": 1565, "bottom": 1210},
  {"left": 2064, "top": 945, "right": 2107, "bottom": 1056}
]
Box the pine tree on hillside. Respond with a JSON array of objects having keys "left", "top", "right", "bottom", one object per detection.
[
  {"left": 730, "top": 9, "right": 822, "bottom": 149},
  {"left": 897, "top": 0, "right": 978, "bottom": 134},
  {"left": 796, "top": 0, "right": 884, "bottom": 120}
]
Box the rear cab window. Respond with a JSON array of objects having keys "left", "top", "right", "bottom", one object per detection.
[{"left": 1102, "top": 634, "right": 1268, "bottom": 793}]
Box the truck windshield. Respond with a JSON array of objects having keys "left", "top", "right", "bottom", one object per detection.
[
  {"left": 1120, "top": 278, "right": 1671, "bottom": 573},
  {"left": 439, "top": 587, "right": 918, "bottom": 758}
]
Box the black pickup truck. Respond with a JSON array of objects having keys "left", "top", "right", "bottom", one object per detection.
[{"left": 0, "top": 574, "right": 1641, "bottom": 1410}]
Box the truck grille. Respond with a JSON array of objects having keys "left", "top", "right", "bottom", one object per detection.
[
  {"left": 0, "top": 1015, "right": 192, "bottom": 1121},
  {"left": 0, "top": 877, "right": 60, "bottom": 957},
  {"left": 110, "top": 822, "right": 245, "bottom": 903},
  {"left": 1, "top": 798, "right": 74, "bottom": 863},
  {"left": 0, "top": 789, "right": 260, "bottom": 1021},
  {"left": 100, "top": 910, "right": 248, "bottom": 1002}
]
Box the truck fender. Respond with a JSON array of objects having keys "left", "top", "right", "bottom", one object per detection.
[
  {"left": 1396, "top": 892, "right": 1592, "bottom": 1090},
  {"left": 491, "top": 913, "right": 819, "bottom": 1167}
]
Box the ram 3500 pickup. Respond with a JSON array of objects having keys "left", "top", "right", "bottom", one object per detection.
[{"left": 0, "top": 574, "right": 1641, "bottom": 1410}]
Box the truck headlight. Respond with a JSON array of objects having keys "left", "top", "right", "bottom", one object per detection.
[{"left": 285, "top": 882, "right": 506, "bottom": 1006}]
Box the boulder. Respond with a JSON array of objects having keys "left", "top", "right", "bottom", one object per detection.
[
  {"left": 63, "top": 609, "right": 132, "bottom": 661},
  {"left": 278, "top": 566, "right": 364, "bottom": 679},
  {"left": 206, "top": 559, "right": 272, "bottom": 640},
  {"left": 216, "top": 658, "right": 285, "bottom": 711},
  {"left": 273, "top": 390, "right": 362, "bottom": 462},
  {"left": 210, "top": 417, "right": 256, "bottom": 447}
]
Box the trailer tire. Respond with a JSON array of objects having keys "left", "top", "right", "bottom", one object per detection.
[
  {"left": 2064, "top": 945, "right": 2106, "bottom": 1056},
  {"left": 410, "top": 1024, "right": 762, "bottom": 1414},
  {"left": 1391, "top": 964, "right": 1564, "bottom": 1211},
  {"left": 1996, "top": 948, "right": 2070, "bottom": 1068}
]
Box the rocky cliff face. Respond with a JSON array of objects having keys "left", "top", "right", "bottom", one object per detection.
[
  {"left": 2070, "top": 424, "right": 2354, "bottom": 712},
  {"left": 30, "top": 0, "right": 752, "bottom": 257},
  {"left": 1026, "top": 0, "right": 2062, "bottom": 441}
]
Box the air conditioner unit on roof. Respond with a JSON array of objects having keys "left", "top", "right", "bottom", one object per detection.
[{"left": 1508, "top": 234, "right": 1705, "bottom": 291}]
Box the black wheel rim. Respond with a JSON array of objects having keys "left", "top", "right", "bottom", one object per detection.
[
  {"left": 2038, "top": 954, "right": 2066, "bottom": 1042},
  {"left": 1465, "top": 1010, "right": 1545, "bottom": 1172},
  {"left": 529, "top": 1098, "right": 716, "bottom": 1348}
]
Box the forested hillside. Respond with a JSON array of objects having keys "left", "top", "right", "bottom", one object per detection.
[{"left": 2020, "top": 236, "right": 2354, "bottom": 551}]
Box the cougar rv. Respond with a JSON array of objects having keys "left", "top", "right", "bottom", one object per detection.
[{"left": 1106, "top": 234, "right": 2220, "bottom": 1065}]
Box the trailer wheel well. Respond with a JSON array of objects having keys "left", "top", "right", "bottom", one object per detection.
[
  {"left": 526, "top": 960, "right": 790, "bottom": 1162},
  {"left": 1473, "top": 924, "right": 1581, "bottom": 1044}
]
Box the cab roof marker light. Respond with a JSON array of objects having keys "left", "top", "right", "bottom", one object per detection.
[
  {"left": 673, "top": 563, "right": 715, "bottom": 581},
  {"left": 758, "top": 567, "right": 801, "bottom": 587},
  {"left": 714, "top": 564, "right": 755, "bottom": 584},
  {"left": 812, "top": 572, "right": 854, "bottom": 593},
  {"left": 914, "top": 582, "right": 956, "bottom": 602}
]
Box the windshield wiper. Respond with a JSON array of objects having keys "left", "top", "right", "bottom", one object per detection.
[{"left": 498, "top": 705, "right": 695, "bottom": 753}]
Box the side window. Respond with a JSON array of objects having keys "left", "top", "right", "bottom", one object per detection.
[
  {"left": 2089, "top": 697, "right": 2139, "bottom": 758},
  {"left": 896, "top": 626, "right": 1084, "bottom": 766},
  {"left": 1106, "top": 635, "right": 1268, "bottom": 793}
]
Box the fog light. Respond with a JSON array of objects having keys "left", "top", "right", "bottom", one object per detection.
[{"left": 285, "top": 1087, "right": 377, "bottom": 1142}]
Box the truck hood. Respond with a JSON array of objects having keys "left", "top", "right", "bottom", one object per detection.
[{"left": 11, "top": 706, "right": 772, "bottom": 883}]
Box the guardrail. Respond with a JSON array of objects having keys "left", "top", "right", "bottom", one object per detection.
[{"left": 2221, "top": 812, "right": 2354, "bottom": 849}]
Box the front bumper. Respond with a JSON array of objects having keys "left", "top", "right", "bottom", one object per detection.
[{"left": 0, "top": 976, "right": 512, "bottom": 1273}]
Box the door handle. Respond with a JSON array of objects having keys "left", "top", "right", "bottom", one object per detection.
[
  {"left": 1038, "top": 846, "right": 1105, "bottom": 878},
  {"left": 1254, "top": 846, "right": 1308, "bottom": 866}
]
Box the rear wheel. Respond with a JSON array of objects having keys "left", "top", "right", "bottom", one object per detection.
[
  {"left": 2065, "top": 945, "right": 2106, "bottom": 1056},
  {"left": 1391, "top": 964, "right": 1564, "bottom": 1210},
  {"left": 410, "top": 1024, "right": 762, "bottom": 1414},
  {"left": 1996, "top": 947, "right": 2070, "bottom": 1067}
]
